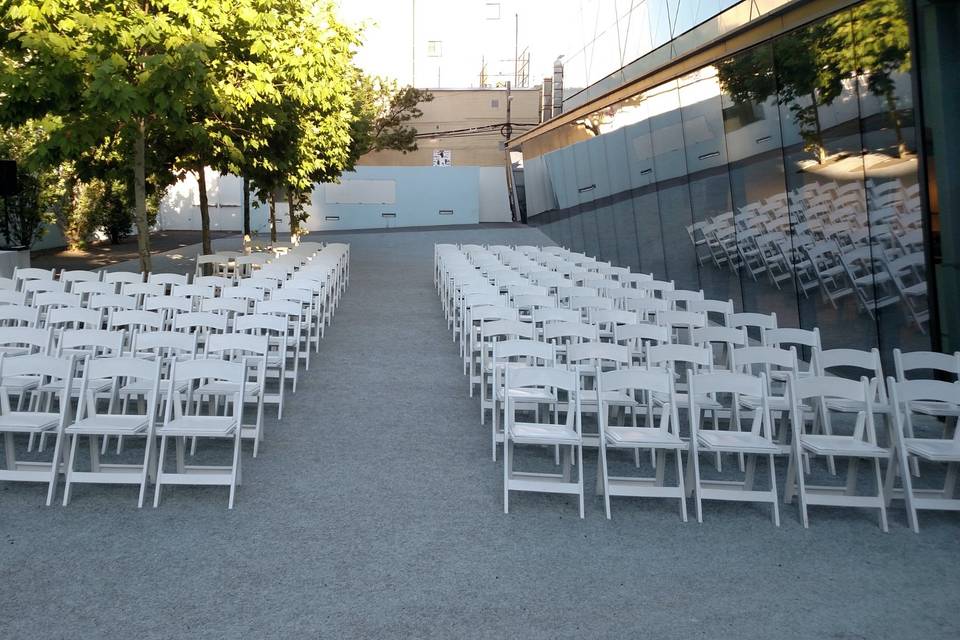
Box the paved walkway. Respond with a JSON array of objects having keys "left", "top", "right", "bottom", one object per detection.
[{"left": 3, "top": 225, "right": 958, "bottom": 639}]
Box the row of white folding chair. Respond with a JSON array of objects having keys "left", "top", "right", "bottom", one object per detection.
[
  {"left": 499, "top": 362, "right": 902, "bottom": 528},
  {"left": 438, "top": 245, "right": 958, "bottom": 528},
  {"left": 0, "top": 352, "right": 252, "bottom": 508}
]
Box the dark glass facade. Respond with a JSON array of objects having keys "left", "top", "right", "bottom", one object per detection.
[{"left": 517, "top": 0, "right": 932, "bottom": 367}]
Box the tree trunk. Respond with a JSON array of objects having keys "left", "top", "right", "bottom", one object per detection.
[
  {"left": 242, "top": 175, "right": 251, "bottom": 236},
  {"left": 269, "top": 192, "right": 277, "bottom": 243},
  {"left": 809, "top": 92, "right": 827, "bottom": 164},
  {"left": 886, "top": 93, "right": 907, "bottom": 159},
  {"left": 133, "top": 119, "right": 151, "bottom": 273},
  {"left": 197, "top": 163, "right": 212, "bottom": 256},
  {"left": 286, "top": 187, "right": 298, "bottom": 237}
]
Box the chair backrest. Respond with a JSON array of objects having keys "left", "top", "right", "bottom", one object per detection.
[
  {"left": 596, "top": 366, "right": 677, "bottom": 434},
  {"left": 687, "top": 298, "right": 733, "bottom": 325},
  {"left": 503, "top": 365, "right": 580, "bottom": 432},
  {"left": 194, "top": 275, "right": 234, "bottom": 290},
  {"left": 71, "top": 281, "right": 115, "bottom": 298},
  {"left": 122, "top": 282, "right": 166, "bottom": 299},
  {"left": 147, "top": 272, "right": 190, "bottom": 287},
  {"left": 492, "top": 338, "right": 555, "bottom": 365},
  {"left": 532, "top": 307, "right": 581, "bottom": 326},
  {"left": 0, "top": 289, "right": 26, "bottom": 306},
  {"left": 0, "top": 353, "right": 75, "bottom": 407},
  {"left": 102, "top": 271, "right": 144, "bottom": 287},
  {"left": 89, "top": 293, "right": 137, "bottom": 313},
  {"left": 132, "top": 330, "right": 198, "bottom": 359},
  {"left": 57, "top": 328, "right": 125, "bottom": 359},
  {"left": 34, "top": 291, "right": 81, "bottom": 311},
  {"left": 143, "top": 295, "right": 193, "bottom": 315},
  {"left": 235, "top": 313, "right": 287, "bottom": 336},
  {"left": 59, "top": 269, "right": 101, "bottom": 288},
  {"left": 646, "top": 343, "right": 712, "bottom": 374},
  {"left": 171, "top": 284, "right": 215, "bottom": 300},
  {"left": 165, "top": 358, "right": 246, "bottom": 420},
  {"left": 481, "top": 319, "right": 535, "bottom": 341},
  {"left": 815, "top": 347, "right": 885, "bottom": 401},
  {"left": 790, "top": 374, "right": 876, "bottom": 442},
  {"left": 889, "top": 377, "right": 960, "bottom": 409},
  {"left": 730, "top": 312, "right": 778, "bottom": 344},
  {"left": 732, "top": 345, "right": 798, "bottom": 381},
  {"left": 0, "top": 305, "right": 40, "bottom": 327},
  {"left": 206, "top": 332, "right": 270, "bottom": 360},
  {"left": 223, "top": 285, "right": 266, "bottom": 302},
  {"left": 0, "top": 326, "right": 53, "bottom": 354},
  {"left": 543, "top": 321, "right": 599, "bottom": 345},
  {"left": 78, "top": 356, "right": 161, "bottom": 420},
  {"left": 46, "top": 307, "right": 103, "bottom": 331},
  {"left": 173, "top": 311, "right": 228, "bottom": 335},
  {"left": 893, "top": 349, "right": 960, "bottom": 382},
  {"left": 108, "top": 309, "right": 164, "bottom": 333},
  {"left": 566, "top": 342, "right": 631, "bottom": 370},
  {"left": 690, "top": 326, "right": 747, "bottom": 369},
  {"left": 13, "top": 267, "right": 54, "bottom": 284},
  {"left": 689, "top": 371, "right": 772, "bottom": 438},
  {"left": 199, "top": 297, "right": 249, "bottom": 319}
]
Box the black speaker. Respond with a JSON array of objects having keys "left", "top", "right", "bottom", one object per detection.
[{"left": 0, "top": 160, "right": 17, "bottom": 197}]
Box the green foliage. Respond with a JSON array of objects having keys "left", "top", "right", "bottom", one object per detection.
[
  {"left": 716, "top": 0, "right": 912, "bottom": 163},
  {"left": 346, "top": 75, "right": 433, "bottom": 168}
]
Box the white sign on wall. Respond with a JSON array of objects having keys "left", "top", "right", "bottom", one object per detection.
[{"left": 432, "top": 149, "right": 452, "bottom": 167}]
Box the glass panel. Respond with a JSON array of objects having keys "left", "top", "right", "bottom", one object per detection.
[
  {"left": 679, "top": 65, "right": 740, "bottom": 305},
  {"left": 852, "top": 0, "right": 930, "bottom": 358},
  {"left": 717, "top": 42, "right": 799, "bottom": 324},
  {"left": 773, "top": 15, "right": 878, "bottom": 353}
]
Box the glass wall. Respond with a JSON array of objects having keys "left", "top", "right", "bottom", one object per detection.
[{"left": 519, "top": 0, "right": 930, "bottom": 363}]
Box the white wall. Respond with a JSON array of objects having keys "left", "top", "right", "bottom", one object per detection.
[
  {"left": 478, "top": 167, "right": 512, "bottom": 222},
  {"left": 158, "top": 165, "right": 510, "bottom": 232}
]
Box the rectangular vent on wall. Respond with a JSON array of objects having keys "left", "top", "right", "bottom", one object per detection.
[
  {"left": 324, "top": 216, "right": 340, "bottom": 221},
  {"left": 381, "top": 212, "right": 397, "bottom": 218},
  {"left": 439, "top": 209, "right": 454, "bottom": 216}
]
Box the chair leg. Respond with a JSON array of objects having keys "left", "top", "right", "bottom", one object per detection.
[
  {"left": 153, "top": 436, "right": 168, "bottom": 508},
  {"left": 873, "top": 457, "right": 888, "bottom": 532},
  {"left": 768, "top": 454, "right": 781, "bottom": 527},
  {"left": 503, "top": 439, "right": 511, "bottom": 514},
  {"left": 577, "top": 443, "right": 584, "bottom": 519},
  {"left": 598, "top": 442, "right": 611, "bottom": 519},
  {"left": 62, "top": 433, "right": 80, "bottom": 506},
  {"left": 45, "top": 431, "right": 66, "bottom": 507},
  {"left": 675, "top": 449, "right": 688, "bottom": 523}
]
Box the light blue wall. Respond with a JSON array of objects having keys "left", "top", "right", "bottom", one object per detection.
[{"left": 304, "top": 166, "right": 480, "bottom": 231}]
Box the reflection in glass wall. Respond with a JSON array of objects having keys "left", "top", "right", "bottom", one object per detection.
[{"left": 519, "top": 0, "right": 930, "bottom": 360}]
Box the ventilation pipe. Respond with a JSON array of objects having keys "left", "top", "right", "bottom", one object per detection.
[
  {"left": 552, "top": 56, "right": 564, "bottom": 118},
  {"left": 541, "top": 78, "right": 553, "bottom": 122}
]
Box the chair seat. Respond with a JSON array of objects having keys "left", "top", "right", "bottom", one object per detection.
[
  {"left": 655, "top": 391, "right": 721, "bottom": 409},
  {"left": 800, "top": 434, "right": 888, "bottom": 457},
  {"left": 157, "top": 416, "right": 238, "bottom": 438},
  {"left": 606, "top": 426, "right": 684, "bottom": 448},
  {"left": 910, "top": 400, "right": 960, "bottom": 418},
  {"left": 697, "top": 430, "right": 780, "bottom": 453},
  {"left": 824, "top": 398, "right": 890, "bottom": 414},
  {"left": 39, "top": 378, "right": 111, "bottom": 395},
  {"left": 0, "top": 412, "right": 60, "bottom": 432},
  {"left": 739, "top": 394, "right": 803, "bottom": 412},
  {"left": 904, "top": 438, "right": 960, "bottom": 462},
  {"left": 579, "top": 389, "right": 638, "bottom": 406},
  {"left": 495, "top": 388, "right": 558, "bottom": 403},
  {"left": 1, "top": 375, "right": 42, "bottom": 393},
  {"left": 120, "top": 379, "right": 187, "bottom": 396},
  {"left": 195, "top": 382, "right": 262, "bottom": 397},
  {"left": 66, "top": 415, "right": 151, "bottom": 435},
  {"left": 509, "top": 422, "right": 581, "bottom": 446}
]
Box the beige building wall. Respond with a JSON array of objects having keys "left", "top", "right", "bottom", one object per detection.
[{"left": 358, "top": 88, "right": 541, "bottom": 167}]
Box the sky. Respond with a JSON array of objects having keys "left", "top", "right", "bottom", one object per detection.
[{"left": 335, "top": 0, "right": 662, "bottom": 92}]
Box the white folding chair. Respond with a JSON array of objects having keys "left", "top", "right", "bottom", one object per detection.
[
  {"left": 203, "top": 333, "right": 268, "bottom": 457},
  {"left": 503, "top": 366, "right": 584, "bottom": 518},
  {"left": 887, "top": 378, "right": 960, "bottom": 532},
  {"left": 687, "top": 371, "right": 781, "bottom": 525},
  {"left": 596, "top": 366, "right": 687, "bottom": 520},
  {"left": 153, "top": 358, "right": 246, "bottom": 508},
  {"left": 61, "top": 356, "right": 162, "bottom": 507},
  {"left": 785, "top": 375, "right": 891, "bottom": 530},
  {"left": 0, "top": 353, "right": 75, "bottom": 505}
]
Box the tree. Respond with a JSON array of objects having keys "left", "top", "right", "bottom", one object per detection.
[
  {"left": 0, "top": 1, "right": 227, "bottom": 272},
  {"left": 717, "top": 23, "right": 845, "bottom": 164},
  {"left": 347, "top": 75, "right": 433, "bottom": 167}
]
